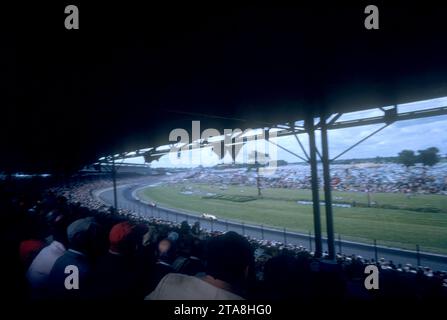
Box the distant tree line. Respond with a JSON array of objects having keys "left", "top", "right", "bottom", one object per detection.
[
  {"left": 210, "top": 147, "right": 442, "bottom": 169},
  {"left": 331, "top": 156, "right": 396, "bottom": 165},
  {"left": 397, "top": 147, "right": 440, "bottom": 168}
]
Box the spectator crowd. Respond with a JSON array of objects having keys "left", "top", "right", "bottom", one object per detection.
[
  {"left": 1, "top": 175, "right": 446, "bottom": 301},
  {"left": 183, "top": 162, "right": 447, "bottom": 195}
]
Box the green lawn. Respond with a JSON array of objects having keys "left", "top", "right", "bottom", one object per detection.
[{"left": 139, "top": 183, "right": 447, "bottom": 254}]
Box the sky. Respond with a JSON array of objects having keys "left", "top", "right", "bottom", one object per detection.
[{"left": 122, "top": 97, "right": 447, "bottom": 168}]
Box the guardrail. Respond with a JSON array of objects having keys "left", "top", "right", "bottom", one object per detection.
[{"left": 96, "top": 183, "right": 447, "bottom": 270}]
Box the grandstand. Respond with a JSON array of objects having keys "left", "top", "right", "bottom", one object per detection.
[{"left": 2, "top": 2, "right": 447, "bottom": 304}]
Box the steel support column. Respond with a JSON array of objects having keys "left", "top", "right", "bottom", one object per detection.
[
  {"left": 321, "top": 115, "right": 335, "bottom": 259},
  {"left": 111, "top": 157, "right": 118, "bottom": 212},
  {"left": 306, "top": 117, "right": 322, "bottom": 257}
]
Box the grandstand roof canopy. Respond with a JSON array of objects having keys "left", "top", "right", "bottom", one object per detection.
[{"left": 3, "top": 2, "right": 447, "bottom": 173}]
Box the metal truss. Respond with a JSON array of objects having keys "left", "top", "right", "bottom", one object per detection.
[{"left": 92, "top": 102, "right": 447, "bottom": 258}]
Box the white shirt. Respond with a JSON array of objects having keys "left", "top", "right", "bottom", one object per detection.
[
  {"left": 26, "top": 241, "right": 66, "bottom": 288},
  {"left": 145, "top": 273, "right": 244, "bottom": 300}
]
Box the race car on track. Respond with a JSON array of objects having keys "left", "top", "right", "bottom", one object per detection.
[{"left": 201, "top": 213, "right": 217, "bottom": 221}]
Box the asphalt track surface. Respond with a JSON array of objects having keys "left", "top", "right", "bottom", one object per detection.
[{"left": 97, "top": 176, "right": 447, "bottom": 271}]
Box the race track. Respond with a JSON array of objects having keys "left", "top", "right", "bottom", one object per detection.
[{"left": 97, "top": 176, "right": 447, "bottom": 271}]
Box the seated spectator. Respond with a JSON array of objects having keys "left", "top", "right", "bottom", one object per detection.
[
  {"left": 179, "top": 221, "right": 191, "bottom": 236},
  {"left": 191, "top": 221, "right": 201, "bottom": 236},
  {"left": 26, "top": 212, "right": 70, "bottom": 299},
  {"left": 146, "top": 231, "right": 252, "bottom": 300},
  {"left": 19, "top": 239, "right": 46, "bottom": 270},
  {"left": 176, "top": 237, "right": 205, "bottom": 276},
  {"left": 48, "top": 217, "right": 100, "bottom": 299},
  {"left": 263, "top": 254, "right": 302, "bottom": 300},
  {"left": 167, "top": 231, "right": 179, "bottom": 243},
  {"left": 147, "top": 238, "right": 175, "bottom": 292},
  {"left": 90, "top": 221, "right": 151, "bottom": 299}
]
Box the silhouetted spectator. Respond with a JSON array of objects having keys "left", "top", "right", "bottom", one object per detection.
[
  {"left": 179, "top": 221, "right": 191, "bottom": 235},
  {"left": 147, "top": 238, "right": 175, "bottom": 292},
  {"left": 90, "top": 221, "right": 151, "bottom": 299},
  {"left": 263, "top": 254, "right": 303, "bottom": 300},
  {"left": 26, "top": 212, "right": 70, "bottom": 299},
  {"left": 191, "top": 221, "right": 201, "bottom": 236},
  {"left": 19, "top": 239, "right": 46, "bottom": 270},
  {"left": 177, "top": 237, "right": 205, "bottom": 276},
  {"left": 48, "top": 217, "right": 100, "bottom": 299},
  {"left": 146, "top": 231, "right": 252, "bottom": 300}
]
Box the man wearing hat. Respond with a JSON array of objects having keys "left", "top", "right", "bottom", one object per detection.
[
  {"left": 26, "top": 212, "right": 70, "bottom": 299},
  {"left": 90, "top": 221, "right": 152, "bottom": 299},
  {"left": 48, "top": 217, "right": 100, "bottom": 299},
  {"left": 146, "top": 231, "right": 252, "bottom": 300}
]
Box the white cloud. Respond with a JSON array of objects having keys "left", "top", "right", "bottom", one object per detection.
[{"left": 146, "top": 97, "right": 447, "bottom": 167}]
